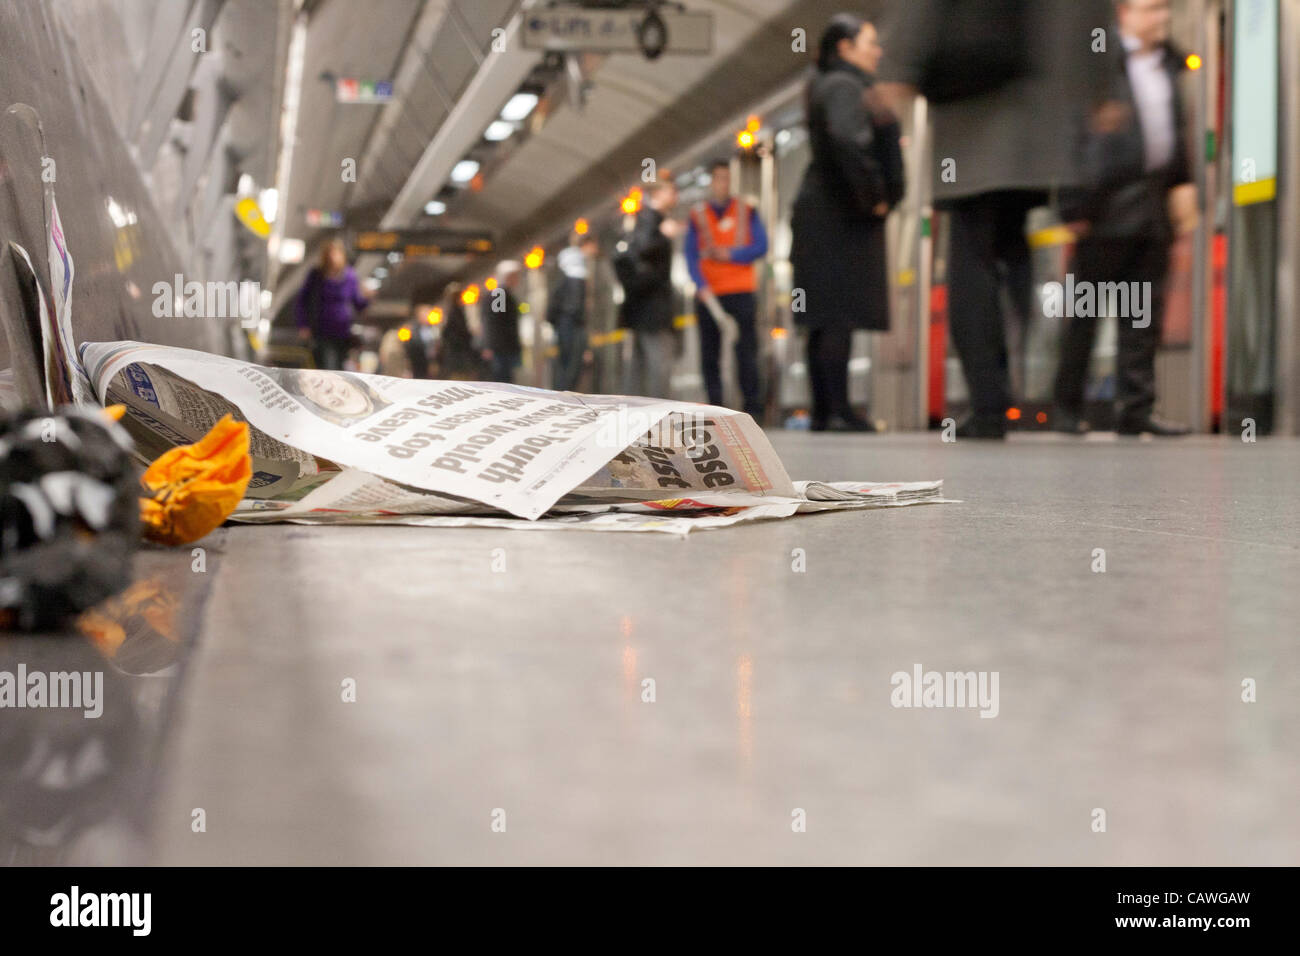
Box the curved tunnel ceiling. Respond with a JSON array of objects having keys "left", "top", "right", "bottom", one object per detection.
[{"left": 278, "top": 0, "right": 883, "bottom": 315}]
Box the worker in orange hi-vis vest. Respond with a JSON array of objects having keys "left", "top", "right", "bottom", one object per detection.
[{"left": 685, "top": 159, "right": 769, "bottom": 418}]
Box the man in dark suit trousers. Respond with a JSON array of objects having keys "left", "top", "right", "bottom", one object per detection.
[
  {"left": 1054, "top": 0, "right": 1197, "bottom": 436},
  {"left": 879, "top": 0, "right": 1114, "bottom": 438}
]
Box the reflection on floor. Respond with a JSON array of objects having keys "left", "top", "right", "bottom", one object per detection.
[{"left": 4, "top": 434, "right": 1298, "bottom": 864}]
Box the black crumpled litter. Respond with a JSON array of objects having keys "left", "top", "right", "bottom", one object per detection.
[{"left": 0, "top": 408, "right": 139, "bottom": 631}]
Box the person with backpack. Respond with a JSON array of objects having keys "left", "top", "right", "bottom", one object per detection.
[
  {"left": 295, "top": 237, "right": 368, "bottom": 371},
  {"left": 878, "top": 0, "right": 1113, "bottom": 438},
  {"left": 615, "top": 177, "right": 679, "bottom": 399}
]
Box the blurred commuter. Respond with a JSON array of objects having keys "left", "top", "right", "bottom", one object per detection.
[
  {"left": 879, "top": 0, "right": 1112, "bottom": 438},
  {"left": 615, "top": 177, "right": 679, "bottom": 399},
  {"left": 686, "top": 159, "right": 769, "bottom": 418},
  {"left": 549, "top": 234, "right": 596, "bottom": 391},
  {"left": 437, "top": 285, "right": 482, "bottom": 380},
  {"left": 404, "top": 324, "right": 429, "bottom": 379},
  {"left": 1053, "top": 0, "right": 1195, "bottom": 436},
  {"left": 481, "top": 262, "right": 524, "bottom": 383},
  {"left": 377, "top": 326, "right": 411, "bottom": 377},
  {"left": 295, "top": 237, "right": 368, "bottom": 371},
  {"left": 791, "top": 15, "right": 903, "bottom": 432}
]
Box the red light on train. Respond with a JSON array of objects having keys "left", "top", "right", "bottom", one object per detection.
[{"left": 1006, "top": 407, "right": 1022, "bottom": 421}]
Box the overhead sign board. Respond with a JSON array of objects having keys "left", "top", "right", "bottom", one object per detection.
[
  {"left": 305, "top": 209, "right": 343, "bottom": 227},
  {"left": 336, "top": 78, "right": 394, "bottom": 104},
  {"left": 351, "top": 230, "right": 494, "bottom": 257},
  {"left": 522, "top": 6, "right": 713, "bottom": 55}
]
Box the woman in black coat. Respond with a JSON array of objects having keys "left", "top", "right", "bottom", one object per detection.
[
  {"left": 435, "top": 287, "right": 483, "bottom": 380},
  {"left": 791, "top": 13, "right": 904, "bottom": 431}
]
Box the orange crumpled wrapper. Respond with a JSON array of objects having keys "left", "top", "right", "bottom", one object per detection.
[
  {"left": 78, "top": 576, "right": 180, "bottom": 657},
  {"left": 139, "top": 414, "right": 252, "bottom": 545}
]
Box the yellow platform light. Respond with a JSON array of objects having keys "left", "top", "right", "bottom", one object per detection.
[
  {"left": 574, "top": 218, "right": 589, "bottom": 235},
  {"left": 397, "top": 327, "right": 412, "bottom": 342},
  {"left": 234, "top": 197, "right": 271, "bottom": 238},
  {"left": 461, "top": 285, "right": 480, "bottom": 305},
  {"left": 525, "top": 246, "right": 544, "bottom": 269}
]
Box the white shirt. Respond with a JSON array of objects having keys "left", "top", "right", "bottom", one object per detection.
[
  {"left": 1122, "top": 31, "right": 1176, "bottom": 172},
  {"left": 557, "top": 245, "right": 588, "bottom": 280}
]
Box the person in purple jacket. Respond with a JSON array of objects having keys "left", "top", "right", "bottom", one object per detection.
[{"left": 295, "top": 238, "right": 369, "bottom": 370}]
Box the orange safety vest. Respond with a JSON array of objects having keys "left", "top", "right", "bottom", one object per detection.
[{"left": 690, "top": 199, "right": 757, "bottom": 296}]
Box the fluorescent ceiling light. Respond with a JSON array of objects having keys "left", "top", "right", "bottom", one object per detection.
[
  {"left": 269, "top": 12, "right": 308, "bottom": 273},
  {"left": 424, "top": 200, "right": 447, "bottom": 216},
  {"left": 499, "top": 92, "right": 538, "bottom": 123},
  {"left": 277, "top": 237, "right": 305, "bottom": 263},
  {"left": 450, "top": 160, "right": 481, "bottom": 183},
  {"left": 259, "top": 187, "right": 279, "bottom": 224},
  {"left": 484, "top": 120, "right": 515, "bottom": 141}
]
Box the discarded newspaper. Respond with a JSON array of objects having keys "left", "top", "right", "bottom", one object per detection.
[{"left": 73, "top": 341, "right": 949, "bottom": 533}]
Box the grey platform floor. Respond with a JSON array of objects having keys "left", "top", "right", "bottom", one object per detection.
[{"left": 6, "top": 433, "right": 1300, "bottom": 865}]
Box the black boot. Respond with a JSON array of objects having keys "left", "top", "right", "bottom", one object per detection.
[
  {"left": 824, "top": 413, "right": 876, "bottom": 433},
  {"left": 955, "top": 414, "right": 1006, "bottom": 440},
  {"left": 1051, "top": 406, "right": 1089, "bottom": 435},
  {"left": 1117, "top": 414, "right": 1190, "bottom": 437}
]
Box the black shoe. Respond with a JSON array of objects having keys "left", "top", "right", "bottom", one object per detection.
[
  {"left": 1052, "top": 406, "right": 1089, "bottom": 435},
  {"left": 1117, "top": 415, "right": 1190, "bottom": 437},
  {"left": 955, "top": 414, "right": 1006, "bottom": 440},
  {"left": 824, "top": 413, "right": 876, "bottom": 433}
]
